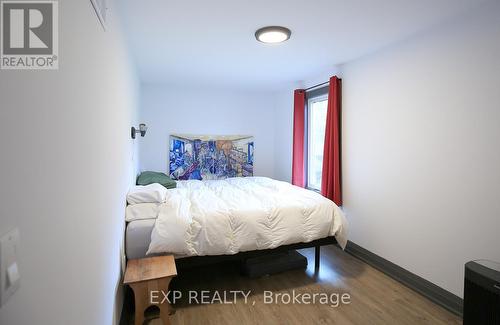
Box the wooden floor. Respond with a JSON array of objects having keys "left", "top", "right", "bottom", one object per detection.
[{"left": 124, "top": 245, "right": 461, "bottom": 325}]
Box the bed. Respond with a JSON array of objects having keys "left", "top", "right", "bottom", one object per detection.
[
  {"left": 125, "top": 177, "right": 348, "bottom": 269},
  {"left": 126, "top": 219, "right": 156, "bottom": 260}
]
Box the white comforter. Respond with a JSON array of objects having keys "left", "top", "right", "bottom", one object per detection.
[{"left": 147, "top": 177, "right": 348, "bottom": 257}]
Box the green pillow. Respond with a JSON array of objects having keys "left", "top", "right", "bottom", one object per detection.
[{"left": 137, "top": 171, "right": 176, "bottom": 189}]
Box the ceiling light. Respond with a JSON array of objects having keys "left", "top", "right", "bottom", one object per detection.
[{"left": 255, "top": 26, "right": 291, "bottom": 44}]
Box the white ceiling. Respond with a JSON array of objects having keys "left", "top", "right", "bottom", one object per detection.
[{"left": 118, "top": 0, "right": 487, "bottom": 91}]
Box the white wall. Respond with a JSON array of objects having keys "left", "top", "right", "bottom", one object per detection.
[
  {"left": 139, "top": 85, "right": 276, "bottom": 178},
  {"left": 273, "top": 90, "right": 294, "bottom": 182},
  {"left": 272, "top": 1, "right": 500, "bottom": 298},
  {"left": 341, "top": 0, "right": 500, "bottom": 298},
  {"left": 0, "top": 1, "right": 139, "bottom": 325}
]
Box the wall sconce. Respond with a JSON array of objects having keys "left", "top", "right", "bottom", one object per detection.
[{"left": 131, "top": 124, "right": 148, "bottom": 139}]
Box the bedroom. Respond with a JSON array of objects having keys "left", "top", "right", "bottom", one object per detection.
[{"left": 0, "top": 0, "right": 499, "bottom": 325}]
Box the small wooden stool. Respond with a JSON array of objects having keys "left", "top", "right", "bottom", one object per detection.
[{"left": 124, "top": 255, "right": 177, "bottom": 325}]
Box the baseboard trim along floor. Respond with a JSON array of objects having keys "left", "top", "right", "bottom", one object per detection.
[{"left": 344, "top": 241, "right": 463, "bottom": 316}]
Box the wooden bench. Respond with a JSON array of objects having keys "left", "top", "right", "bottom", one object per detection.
[{"left": 124, "top": 255, "right": 177, "bottom": 325}]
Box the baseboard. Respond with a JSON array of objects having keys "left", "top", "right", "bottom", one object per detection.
[{"left": 345, "top": 241, "right": 463, "bottom": 317}]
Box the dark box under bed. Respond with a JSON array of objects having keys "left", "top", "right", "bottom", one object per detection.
[{"left": 242, "top": 250, "right": 308, "bottom": 278}]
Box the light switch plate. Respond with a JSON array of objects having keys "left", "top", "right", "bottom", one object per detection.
[{"left": 0, "top": 228, "right": 20, "bottom": 307}]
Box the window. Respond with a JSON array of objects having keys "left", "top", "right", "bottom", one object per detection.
[{"left": 307, "top": 94, "right": 328, "bottom": 191}]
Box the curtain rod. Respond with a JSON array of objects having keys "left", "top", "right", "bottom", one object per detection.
[{"left": 305, "top": 81, "right": 329, "bottom": 92}]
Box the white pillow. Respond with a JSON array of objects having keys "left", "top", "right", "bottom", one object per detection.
[
  {"left": 126, "top": 203, "right": 161, "bottom": 222},
  {"left": 127, "top": 183, "right": 167, "bottom": 204}
]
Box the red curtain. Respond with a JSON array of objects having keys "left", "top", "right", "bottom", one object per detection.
[
  {"left": 292, "top": 89, "right": 306, "bottom": 187},
  {"left": 321, "top": 76, "right": 342, "bottom": 205}
]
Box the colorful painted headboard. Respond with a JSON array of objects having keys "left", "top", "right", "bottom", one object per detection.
[{"left": 169, "top": 134, "right": 254, "bottom": 180}]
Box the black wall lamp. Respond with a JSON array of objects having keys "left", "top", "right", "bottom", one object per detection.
[{"left": 131, "top": 123, "right": 148, "bottom": 139}]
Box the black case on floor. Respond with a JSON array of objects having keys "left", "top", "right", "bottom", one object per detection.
[
  {"left": 463, "top": 260, "right": 500, "bottom": 325},
  {"left": 242, "top": 250, "right": 308, "bottom": 278}
]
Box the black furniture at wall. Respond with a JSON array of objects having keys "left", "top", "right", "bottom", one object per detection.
[{"left": 464, "top": 260, "right": 500, "bottom": 325}]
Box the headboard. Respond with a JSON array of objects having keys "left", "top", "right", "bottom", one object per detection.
[{"left": 169, "top": 134, "right": 254, "bottom": 180}]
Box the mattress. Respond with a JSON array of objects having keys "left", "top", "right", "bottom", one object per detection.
[
  {"left": 124, "top": 177, "right": 348, "bottom": 259},
  {"left": 147, "top": 177, "right": 348, "bottom": 257},
  {"left": 125, "top": 219, "right": 155, "bottom": 260}
]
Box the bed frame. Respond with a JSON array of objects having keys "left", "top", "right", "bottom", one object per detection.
[{"left": 174, "top": 236, "right": 338, "bottom": 272}]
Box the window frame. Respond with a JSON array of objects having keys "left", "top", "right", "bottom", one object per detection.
[{"left": 305, "top": 85, "right": 329, "bottom": 192}]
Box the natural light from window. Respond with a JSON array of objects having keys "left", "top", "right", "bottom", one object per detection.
[{"left": 307, "top": 96, "right": 328, "bottom": 191}]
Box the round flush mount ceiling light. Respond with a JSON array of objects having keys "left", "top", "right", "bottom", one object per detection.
[{"left": 255, "top": 26, "right": 291, "bottom": 44}]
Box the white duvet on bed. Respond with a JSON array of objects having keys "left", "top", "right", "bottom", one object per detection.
[{"left": 146, "top": 177, "right": 348, "bottom": 257}]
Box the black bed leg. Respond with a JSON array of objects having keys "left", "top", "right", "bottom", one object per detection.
[{"left": 315, "top": 245, "right": 320, "bottom": 272}]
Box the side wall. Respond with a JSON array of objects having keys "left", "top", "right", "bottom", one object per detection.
[
  {"left": 139, "top": 85, "right": 276, "bottom": 178},
  {"left": 341, "top": 1, "right": 500, "bottom": 297},
  {"left": 272, "top": 1, "right": 500, "bottom": 298},
  {"left": 0, "top": 1, "right": 139, "bottom": 324}
]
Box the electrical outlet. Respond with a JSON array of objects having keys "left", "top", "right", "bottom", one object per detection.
[{"left": 0, "top": 228, "right": 20, "bottom": 307}]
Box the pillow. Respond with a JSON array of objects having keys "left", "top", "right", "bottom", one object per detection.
[
  {"left": 137, "top": 171, "right": 176, "bottom": 189},
  {"left": 126, "top": 203, "right": 161, "bottom": 222},
  {"left": 127, "top": 183, "right": 167, "bottom": 205}
]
